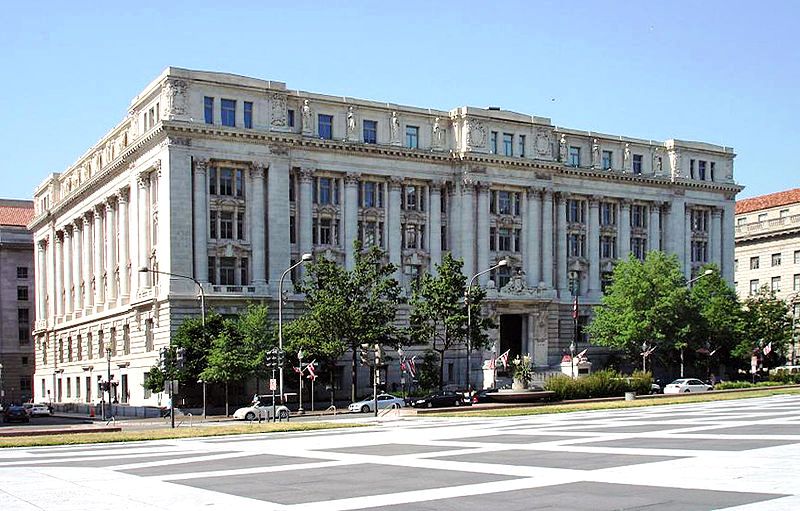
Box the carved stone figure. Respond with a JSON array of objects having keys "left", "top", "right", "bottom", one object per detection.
[
  {"left": 623, "top": 143, "right": 631, "bottom": 172},
  {"left": 669, "top": 150, "right": 681, "bottom": 179},
  {"left": 162, "top": 79, "right": 188, "bottom": 119},
  {"left": 390, "top": 111, "right": 400, "bottom": 144},
  {"left": 346, "top": 106, "right": 356, "bottom": 139},
  {"left": 535, "top": 130, "right": 552, "bottom": 158},
  {"left": 271, "top": 93, "right": 287, "bottom": 127},
  {"left": 558, "top": 134, "right": 567, "bottom": 163},
  {"left": 465, "top": 118, "right": 487, "bottom": 149},
  {"left": 432, "top": 117, "right": 444, "bottom": 148},
  {"left": 591, "top": 139, "right": 600, "bottom": 168},
  {"left": 301, "top": 99, "right": 312, "bottom": 134}
]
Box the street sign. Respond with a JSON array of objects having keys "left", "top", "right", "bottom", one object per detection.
[
  {"left": 269, "top": 378, "right": 277, "bottom": 391},
  {"left": 164, "top": 380, "right": 179, "bottom": 395}
]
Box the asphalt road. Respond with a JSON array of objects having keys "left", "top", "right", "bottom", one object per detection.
[{"left": 2, "top": 395, "right": 800, "bottom": 510}]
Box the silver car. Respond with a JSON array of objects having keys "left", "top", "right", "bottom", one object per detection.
[{"left": 348, "top": 394, "right": 405, "bottom": 413}]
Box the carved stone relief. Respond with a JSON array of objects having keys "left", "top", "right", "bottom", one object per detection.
[
  {"left": 162, "top": 79, "right": 188, "bottom": 119},
  {"left": 535, "top": 130, "right": 552, "bottom": 158},
  {"left": 465, "top": 118, "right": 486, "bottom": 149},
  {"left": 271, "top": 93, "right": 287, "bottom": 127}
]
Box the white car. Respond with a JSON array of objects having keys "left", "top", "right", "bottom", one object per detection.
[
  {"left": 233, "top": 401, "right": 290, "bottom": 421},
  {"left": 348, "top": 393, "right": 405, "bottom": 413},
  {"left": 29, "top": 403, "right": 52, "bottom": 416},
  {"left": 663, "top": 378, "right": 713, "bottom": 394}
]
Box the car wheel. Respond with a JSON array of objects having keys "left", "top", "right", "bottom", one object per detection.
[
  {"left": 684, "top": 389, "right": 690, "bottom": 393},
  {"left": 279, "top": 409, "right": 289, "bottom": 419},
  {"left": 454, "top": 400, "right": 460, "bottom": 407},
  {"left": 245, "top": 411, "right": 256, "bottom": 421},
  {"left": 427, "top": 402, "right": 433, "bottom": 408},
  {"left": 361, "top": 404, "right": 370, "bottom": 413}
]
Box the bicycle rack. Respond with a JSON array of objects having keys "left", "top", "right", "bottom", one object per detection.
[{"left": 325, "top": 405, "right": 337, "bottom": 416}]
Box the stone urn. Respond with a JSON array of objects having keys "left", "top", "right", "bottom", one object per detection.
[{"left": 511, "top": 378, "right": 527, "bottom": 391}]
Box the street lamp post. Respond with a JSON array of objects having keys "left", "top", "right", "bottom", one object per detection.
[
  {"left": 106, "top": 347, "right": 112, "bottom": 420},
  {"left": 466, "top": 259, "right": 508, "bottom": 393},
  {"left": 680, "top": 269, "right": 715, "bottom": 377},
  {"left": 138, "top": 267, "right": 205, "bottom": 420},
  {"left": 787, "top": 292, "right": 799, "bottom": 365},
  {"left": 297, "top": 349, "right": 304, "bottom": 414},
  {"left": 278, "top": 254, "right": 312, "bottom": 405}
]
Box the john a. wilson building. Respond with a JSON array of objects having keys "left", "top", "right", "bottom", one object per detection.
[{"left": 30, "top": 68, "right": 741, "bottom": 406}]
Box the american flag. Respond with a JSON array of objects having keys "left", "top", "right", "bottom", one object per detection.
[
  {"left": 488, "top": 355, "right": 496, "bottom": 370},
  {"left": 306, "top": 360, "right": 317, "bottom": 380},
  {"left": 292, "top": 366, "right": 303, "bottom": 374},
  {"left": 763, "top": 342, "right": 773, "bottom": 356},
  {"left": 497, "top": 349, "right": 510, "bottom": 369},
  {"left": 576, "top": 348, "right": 588, "bottom": 359},
  {"left": 572, "top": 295, "right": 579, "bottom": 320},
  {"left": 407, "top": 356, "right": 417, "bottom": 378}
]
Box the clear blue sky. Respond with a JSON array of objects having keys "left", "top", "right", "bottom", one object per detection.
[{"left": 2, "top": 0, "right": 797, "bottom": 200}]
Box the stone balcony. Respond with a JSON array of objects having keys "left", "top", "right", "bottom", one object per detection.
[{"left": 735, "top": 214, "right": 800, "bottom": 240}]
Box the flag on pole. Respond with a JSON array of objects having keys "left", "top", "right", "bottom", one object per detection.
[
  {"left": 576, "top": 348, "right": 588, "bottom": 359},
  {"left": 763, "top": 342, "right": 773, "bottom": 356},
  {"left": 497, "top": 349, "right": 510, "bottom": 369},
  {"left": 640, "top": 346, "right": 656, "bottom": 357},
  {"left": 572, "top": 295, "right": 579, "bottom": 320},
  {"left": 407, "top": 356, "right": 417, "bottom": 378},
  {"left": 488, "top": 355, "right": 496, "bottom": 370},
  {"left": 306, "top": 360, "right": 317, "bottom": 380},
  {"left": 709, "top": 348, "right": 719, "bottom": 357},
  {"left": 292, "top": 366, "right": 303, "bottom": 374}
]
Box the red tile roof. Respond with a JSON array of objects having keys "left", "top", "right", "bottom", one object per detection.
[
  {"left": 736, "top": 188, "right": 800, "bottom": 215},
  {"left": 0, "top": 203, "right": 34, "bottom": 227}
]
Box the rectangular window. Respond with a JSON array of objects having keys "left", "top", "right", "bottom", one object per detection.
[
  {"left": 66, "top": 378, "right": 71, "bottom": 399},
  {"left": 568, "top": 200, "right": 585, "bottom": 223},
  {"left": 240, "top": 257, "right": 249, "bottom": 285},
  {"left": 710, "top": 161, "right": 716, "bottom": 181},
  {"left": 795, "top": 250, "right": 800, "bottom": 264},
  {"left": 602, "top": 150, "right": 612, "bottom": 170},
  {"left": 490, "top": 131, "right": 498, "bottom": 154},
  {"left": 235, "top": 169, "right": 244, "bottom": 197},
  {"left": 87, "top": 332, "right": 93, "bottom": 360},
  {"left": 287, "top": 109, "right": 295, "bottom": 127},
  {"left": 514, "top": 229, "right": 521, "bottom": 252},
  {"left": 209, "top": 167, "right": 217, "bottom": 195},
  {"left": 316, "top": 177, "right": 333, "bottom": 205},
  {"left": 319, "top": 217, "right": 333, "bottom": 245},
  {"left": 219, "top": 168, "right": 234, "bottom": 195},
  {"left": 220, "top": 257, "right": 236, "bottom": 285},
  {"left": 691, "top": 241, "right": 708, "bottom": 263},
  {"left": 220, "top": 212, "right": 234, "bottom": 239},
  {"left": 204, "top": 96, "right": 214, "bottom": 124},
  {"left": 497, "top": 191, "right": 513, "bottom": 215},
  {"left": 698, "top": 160, "right": 707, "bottom": 180},
  {"left": 363, "top": 120, "right": 377, "bottom": 144},
  {"left": 758, "top": 213, "right": 767, "bottom": 222},
  {"left": 600, "top": 202, "right": 616, "bottom": 226},
  {"left": 794, "top": 274, "right": 800, "bottom": 291},
  {"left": 772, "top": 276, "right": 781, "bottom": 292},
  {"left": 632, "top": 237, "right": 647, "bottom": 260},
  {"left": 518, "top": 135, "right": 526, "bottom": 157},
  {"left": 318, "top": 114, "right": 333, "bottom": 139},
  {"left": 75, "top": 377, "right": 80, "bottom": 399},
  {"left": 16, "top": 267, "right": 28, "bottom": 279},
  {"left": 690, "top": 159, "right": 696, "bottom": 179},
  {"left": 489, "top": 227, "right": 496, "bottom": 251},
  {"left": 290, "top": 215, "right": 296, "bottom": 244},
  {"left": 221, "top": 99, "right": 236, "bottom": 127},
  {"left": 498, "top": 228, "right": 512, "bottom": 252},
  {"left": 123, "top": 324, "right": 130, "bottom": 355},
  {"left": 237, "top": 212, "right": 245, "bottom": 240},
  {"left": 601, "top": 235, "right": 616, "bottom": 259},
  {"left": 569, "top": 146, "right": 581, "bottom": 167},
  {"left": 503, "top": 133, "right": 513, "bottom": 156},
  {"left": 631, "top": 205, "right": 647, "bottom": 228},
  {"left": 772, "top": 253, "right": 782, "bottom": 266},
  {"left": 780, "top": 209, "right": 790, "bottom": 218},
  {"left": 17, "top": 286, "right": 28, "bottom": 301},
  {"left": 568, "top": 233, "right": 584, "bottom": 257},
  {"left": 208, "top": 257, "right": 216, "bottom": 285},
  {"left": 750, "top": 256, "right": 759, "bottom": 270},
  {"left": 209, "top": 211, "right": 217, "bottom": 239},
  {"left": 632, "top": 154, "right": 643, "bottom": 174},
  {"left": 120, "top": 374, "right": 128, "bottom": 404},
  {"left": 18, "top": 308, "right": 29, "bottom": 342},
  {"left": 243, "top": 101, "right": 253, "bottom": 129},
  {"left": 406, "top": 126, "right": 419, "bottom": 148}
]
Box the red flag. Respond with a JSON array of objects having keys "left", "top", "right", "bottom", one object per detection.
[
  {"left": 292, "top": 366, "right": 302, "bottom": 374},
  {"left": 488, "top": 356, "right": 496, "bottom": 370},
  {"left": 572, "top": 295, "right": 579, "bottom": 320},
  {"left": 306, "top": 360, "right": 317, "bottom": 380},
  {"left": 497, "top": 349, "right": 510, "bottom": 369},
  {"left": 576, "top": 348, "right": 588, "bottom": 359},
  {"left": 763, "top": 342, "right": 772, "bottom": 356}
]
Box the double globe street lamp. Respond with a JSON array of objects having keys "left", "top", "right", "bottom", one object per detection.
[
  {"left": 278, "top": 253, "right": 313, "bottom": 404},
  {"left": 466, "top": 258, "right": 509, "bottom": 392}
]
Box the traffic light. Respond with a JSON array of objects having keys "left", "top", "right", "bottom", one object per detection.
[
  {"left": 158, "top": 347, "right": 167, "bottom": 370},
  {"left": 176, "top": 347, "right": 187, "bottom": 369},
  {"left": 374, "top": 344, "right": 383, "bottom": 367},
  {"left": 359, "top": 343, "right": 371, "bottom": 366},
  {"left": 265, "top": 348, "right": 279, "bottom": 368}
]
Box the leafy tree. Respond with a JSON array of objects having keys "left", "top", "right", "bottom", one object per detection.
[
  {"left": 586, "top": 252, "right": 695, "bottom": 371},
  {"left": 408, "top": 253, "right": 495, "bottom": 389},
  {"left": 736, "top": 287, "right": 792, "bottom": 365},
  {"left": 295, "top": 241, "right": 404, "bottom": 402}
]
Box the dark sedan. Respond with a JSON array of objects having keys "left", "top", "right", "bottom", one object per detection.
[
  {"left": 471, "top": 388, "right": 499, "bottom": 404},
  {"left": 2, "top": 405, "right": 30, "bottom": 423},
  {"left": 411, "top": 391, "right": 470, "bottom": 408}
]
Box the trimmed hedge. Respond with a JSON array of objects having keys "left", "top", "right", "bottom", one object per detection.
[
  {"left": 715, "top": 380, "right": 787, "bottom": 390},
  {"left": 544, "top": 370, "right": 652, "bottom": 400}
]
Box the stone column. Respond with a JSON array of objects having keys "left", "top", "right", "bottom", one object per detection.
[
  {"left": 267, "top": 159, "right": 291, "bottom": 289},
  {"left": 343, "top": 173, "right": 359, "bottom": 270},
  {"left": 684, "top": 206, "right": 693, "bottom": 279},
  {"left": 71, "top": 220, "right": 82, "bottom": 312},
  {"left": 721, "top": 202, "right": 735, "bottom": 283},
  {"left": 541, "top": 189, "right": 554, "bottom": 288},
  {"left": 666, "top": 196, "right": 686, "bottom": 269},
  {"left": 448, "top": 183, "right": 461, "bottom": 261},
  {"left": 137, "top": 174, "right": 150, "bottom": 288},
  {"left": 63, "top": 228, "right": 73, "bottom": 317},
  {"left": 117, "top": 188, "right": 130, "bottom": 301},
  {"left": 54, "top": 232, "right": 63, "bottom": 319},
  {"left": 556, "top": 193, "right": 568, "bottom": 296},
  {"left": 37, "top": 240, "right": 47, "bottom": 322},
  {"left": 588, "top": 197, "right": 601, "bottom": 296},
  {"left": 298, "top": 167, "right": 314, "bottom": 267},
  {"left": 649, "top": 202, "right": 661, "bottom": 252},
  {"left": 250, "top": 163, "right": 267, "bottom": 286},
  {"left": 93, "top": 204, "right": 105, "bottom": 307},
  {"left": 46, "top": 234, "right": 55, "bottom": 320},
  {"left": 193, "top": 160, "right": 209, "bottom": 283},
  {"left": 618, "top": 199, "right": 631, "bottom": 260},
  {"left": 476, "top": 183, "right": 490, "bottom": 284},
  {"left": 82, "top": 212, "right": 93, "bottom": 309},
  {"left": 526, "top": 188, "right": 542, "bottom": 287},
  {"left": 461, "top": 179, "right": 476, "bottom": 278},
  {"left": 428, "top": 181, "right": 443, "bottom": 274},
  {"left": 105, "top": 198, "right": 117, "bottom": 305},
  {"left": 387, "top": 177, "right": 402, "bottom": 278},
  {"left": 710, "top": 209, "right": 722, "bottom": 268}
]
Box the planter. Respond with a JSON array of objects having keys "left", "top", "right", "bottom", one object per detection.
[{"left": 512, "top": 379, "right": 528, "bottom": 391}]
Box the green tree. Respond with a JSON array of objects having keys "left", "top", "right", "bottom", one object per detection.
[
  {"left": 295, "top": 242, "right": 404, "bottom": 402},
  {"left": 688, "top": 264, "right": 741, "bottom": 374},
  {"left": 586, "top": 252, "right": 695, "bottom": 371},
  {"left": 408, "top": 253, "right": 495, "bottom": 389},
  {"left": 736, "top": 287, "right": 792, "bottom": 365}
]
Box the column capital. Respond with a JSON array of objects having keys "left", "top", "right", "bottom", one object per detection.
[
  {"left": 554, "top": 191, "right": 567, "bottom": 204},
  {"left": 105, "top": 196, "right": 116, "bottom": 211},
  {"left": 137, "top": 173, "right": 150, "bottom": 189},
  {"left": 619, "top": 198, "right": 633, "bottom": 209},
  {"left": 429, "top": 179, "right": 446, "bottom": 192},
  {"left": 650, "top": 201, "right": 663, "bottom": 212},
  {"left": 711, "top": 208, "right": 722, "bottom": 218},
  {"left": 476, "top": 181, "right": 491, "bottom": 193},
  {"left": 62, "top": 226, "right": 72, "bottom": 239},
  {"left": 389, "top": 176, "right": 403, "bottom": 190},
  {"left": 71, "top": 217, "right": 83, "bottom": 230},
  {"left": 195, "top": 158, "right": 209, "bottom": 174},
  {"left": 94, "top": 203, "right": 105, "bottom": 216},
  {"left": 151, "top": 159, "right": 162, "bottom": 176},
  {"left": 299, "top": 167, "right": 314, "bottom": 182},
  {"left": 461, "top": 177, "right": 476, "bottom": 191},
  {"left": 344, "top": 172, "right": 360, "bottom": 186},
  {"left": 117, "top": 186, "right": 130, "bottom": 203},
  {"left": 54, "top": 231, "right": 63, "bottom": 245},
  {"left": 37, "top": 237, "right": 48, "bottom": 250},
  {"left": 588, "top": 196, "right": 602, "bottom": 207},
  {"left": 526, "top": 186, "right": 542, "bottom": 199},
  {"left": 249, "top": 162, "right": 266, "bottom": 179}
]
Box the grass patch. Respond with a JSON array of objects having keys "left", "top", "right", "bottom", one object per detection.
[
  {"left": 432, "top": 387, "right": 800, "bottom": 418},
  {"left": 0, "top": 421, "right": 363, "bottom": 448}
]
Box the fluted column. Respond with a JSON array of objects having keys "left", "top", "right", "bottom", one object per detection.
[
  {"left": 649, "top": 202, "right": 661, "bottom": 252},
  {"left": 267, "top": 159, "right": 290, "bottom": 288},
  {"left": 46, "top": 234, "right": 55, "bottom": 320},
  {"left": 343, "top": 173, "right": 359, "bottom": 269},
  {"left": 461, "top": 179, "right": 476, "bottom": 278},
  {"left": 684, "top": 207, "right": 693, "bottom": 279},
  {"left": 249, "top": 163, "right": 267, "bottom": 286},
  {"left": 117, "top": 188, "right": 130, "bottom": 301},
  {"left": 529, "top": 188, "right": 542, "bottom": 286},
  {"left": 37, "top": 240, "right": 47, "bottom": 322},
  {"left": 82, "top": 212, "right": 93, "bottom": 310},
  {"left": 93, "top": 204, "right": 104, "bottom": 308},
  {"left": 63, "top": 228, "right": 73, "bottom": 316},
  {"left": 137, "top": 174, "right": 150, "bottom": 288},
  {"left": 556, "top": 193, "right": 568, "bottom": 296},
  {"left": 710, "top": 209, "right": 722, "bottom": 268},
  {"left": 387, "top": 177, "right": 402, "bottom": 278},
  {"left": 618, "top": 199, "right": 631, "bottom": 260},
  {"left": 54, "top": 233, "right": 63, "bottom": 319},
  {"left": 428, "top": 181, "right": 443, "bottom": 274},
  {"left": 105, "top": 198, "right": 117, "bottom": 305},
  {"left": 298, "top": 168, "right": 314, "bottom": 279},
  {"left": 476, "top": 183, "right": 490, "bottom": 284},
  {"left": 588, "top": 197, "right": 601, "bottom": 296},
  {"left": 71, "top": 220, "right": 83, "bottom": 312},
  {"left": 541, "top": 190, "right": 554, "bottom": 288},
  {"left": 193, "top": 160, "right": 209, "bottom": 283}
]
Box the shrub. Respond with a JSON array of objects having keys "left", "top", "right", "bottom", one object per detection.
[
  {"left": 544, "top": 370, "right": 653, "bottom": 400},
  {"left": 715, "top": 380, "right": 786, "bottom": 390}
]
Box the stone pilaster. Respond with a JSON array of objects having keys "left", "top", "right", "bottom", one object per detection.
[
  {"left": 71, "top": 219, "right": 83, "bottom": 312},
  {"left": 618, "top": 199, "right": 631, "bottom": 260},
  {"left": 82, "top": 212, "right": 93, "bottom": 309},
  {"left": 193, "top": 160, "right": 209, "bottom": 283},
  {"left": 387, "top": 177, "right": 402, "bottom": 278},
  {"left": 298, "top": 167, "right": 314, "bottom": 277},
  {"left": 37, "top": 239, "right": 47, "bottom": 322},
  {"left": 250, "top": 163, "right": 267, "bottom": 286},
  {"left": 117, "top": 188, "right": 130, "bottom": 301},
  {"left": 63, "top": 227, "right": 73, "bottom": 316},
  {"left": 555, "top": 193, "right": 568, "bottom": 296},
  {"left": 476, "top": 183, "right": 490, "bottom": 284},
  {"left": 428, "top": 181, "right": 443, "bottom": 274},
  {"left": 267, "top": 159, "right": 290, "bottom": 290},
  {"left": 541, "top": 189, "right": 554, "bottom": 288},
  {"left": 588, "top": 197, "right": 601, "bottom": 296},
  {"left": 137, "top": 174, "right": 150, "bottom": 288},
  {"left": 93, "top": 204, "right": 105, "bottom": 308},
  {"left": 343, "top": 173, "right": 359, "bottom": 269},
  {"left": 54, "top": 232, "right": 63, "bottom": 319},
  {"left": 105, "top": 198, "right": 117, "bottom": 305},
  {"left": 649, "top": 202, "right": 661, "bottom": 252},
  {"left": 684, "top": 206, "right": 693, "bottom": 279},
  {"left": 461, "top": 178, "right": 476, "bottom": 278}
]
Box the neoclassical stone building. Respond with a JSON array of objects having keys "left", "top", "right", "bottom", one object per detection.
[{"left": 30, "top": 67, "right": 740, "bottom": 406}]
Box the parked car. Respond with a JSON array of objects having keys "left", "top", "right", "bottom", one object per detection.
[
  {"left": 28, "top": 404, "right": 52, "bottom": 417},
  {"left": 2, "top": 405, "right": 30, "bottom": 423},
  {"left": 471, "top": 388, "right": 499, "bottom": 404},
  {"left": 232, "top": 396, "right": 290, "bottom": 421},
  {"left": 348, "top": 393, "right": 405, "bottom": 413},
  {"left": 412, "top": 391, "right": 471, "bottom": 408},
  {"left": 650, "top": 383, "right": 662, "bottom": 394},
  {"left": 663, "top": 378, "right": 713, "bottom": 394}
]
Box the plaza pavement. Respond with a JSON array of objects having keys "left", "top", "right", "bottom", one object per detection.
[{"left": 1, "top": 394, "right": 799, "bottom": 510}]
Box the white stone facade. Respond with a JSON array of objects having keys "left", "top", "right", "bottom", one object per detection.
[{"left": 30, "top": 68, "right": 741, "bottom": 405}]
